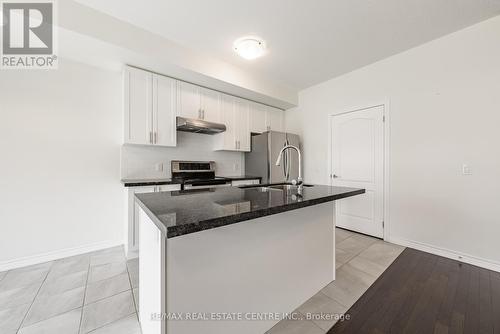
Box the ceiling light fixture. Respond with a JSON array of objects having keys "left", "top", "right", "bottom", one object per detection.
[{"left": 233, "top": 36, "right": 266, "bottom": 60}]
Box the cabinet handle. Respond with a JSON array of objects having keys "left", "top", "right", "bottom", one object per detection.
[
  {"left": 154, "top": 132, "right": 157, "bottom": 144},
  {"left": 235, "top": 140, "right": 237, "bottom": 149},
  {"left": 267, "top": 125, "right": 271, "bottom": 131},
  {"left": 198, "top": 109, "right": 201, "bottom": 119},
  {"left": 149, "top": 131, "right": 153, "bottom": 144},
  {"left": 202, "top": 110, "right": 205, "bottom": 119}
]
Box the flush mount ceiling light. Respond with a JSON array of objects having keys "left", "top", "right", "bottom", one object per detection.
[{"left": 233, "top": 36, "right": 266, "bottom": 60}]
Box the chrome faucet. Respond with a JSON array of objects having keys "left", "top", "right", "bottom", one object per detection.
[{"left": 275, "top": 145, "right": 303, "bottom": 187}]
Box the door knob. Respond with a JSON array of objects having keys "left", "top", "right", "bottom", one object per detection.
[{"left": 332, "top": 174, "right": 339, "bottom": 178}]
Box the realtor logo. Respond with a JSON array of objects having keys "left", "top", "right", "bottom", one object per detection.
[{"left": 1, "top": 0, "right": 57, "bottom": 69}]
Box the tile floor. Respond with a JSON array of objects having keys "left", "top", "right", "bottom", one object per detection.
[
  {"left": 266, "top": 228, "right": 405, "bottom": 334},
  {"left": 0, "top": 228, "right": 404, "bottom": 334},
  {"left": 0, "top": 246, "right": 141, "bottom": 334}
]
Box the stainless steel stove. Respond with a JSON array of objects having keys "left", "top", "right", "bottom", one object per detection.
[{"left": 171, "top": 160, "right": 231, "bottom": 190}]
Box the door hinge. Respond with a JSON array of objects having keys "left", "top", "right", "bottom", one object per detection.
[
  {"left": 382, "top": 115, "right": 386, "bottom": 122},
  {"left": 382, "top": 221, "right": 385, "bottom": 228}
]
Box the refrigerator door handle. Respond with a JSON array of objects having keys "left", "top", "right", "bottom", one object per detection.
[
  {"left": 282, "top": 140, "right": 288, "bottom": 181},
  {"left": 286, "top": 139, "right": 291, "bottom": 180}
]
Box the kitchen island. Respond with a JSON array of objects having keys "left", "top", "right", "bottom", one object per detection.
[{"left": 135, "top": 184, "right": 364, "bottom": 334}]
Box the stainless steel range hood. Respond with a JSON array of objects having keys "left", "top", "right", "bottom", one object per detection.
[{"left": 176, "top": 117, "right": 226, "bottom": 135}]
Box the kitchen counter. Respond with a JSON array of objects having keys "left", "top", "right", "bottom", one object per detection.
[
  {"left": 217, "top": 175, "right": 261, "bottom": 181},
  {"left": 137, "top": 183, "right": 365, "bottom": 334},
  {"left": 135, "top": 184, "right": 364, "bottom": 238},
  {"left": 121, "top": 175, "right": 260, "bottom": 187},
  {"left": 121, "top": 178, "right": 180, "bottom": 187}
]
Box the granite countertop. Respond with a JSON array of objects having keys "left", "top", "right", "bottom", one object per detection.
[
  {"left": 135, "top": 184, "right": 365, "bottom": 238},
  {"left": 122, "top": 175, "right": 261, "bottom": 187},
  {"left": 218, "top": 175, "right": 262, "bottom": 181},
  {"left": 121, "top": 178, "right": 180, "bottom": 187}
]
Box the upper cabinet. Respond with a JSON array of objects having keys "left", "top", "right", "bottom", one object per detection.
[
  {"left": 213, "top": 95, "right": 250, "bottom": 152},
  {"left": 124, "top": 66, "right": 176, "bottom": 147},
  {"left": 177, "top": 81, "right": 221, "bottom": 122},
  {"left": 124, "top": 67, "right": 153, "bottom": 145},
  {"left": 249, "top": 102, "right": 284, "bottom": 133},
  {"left": 153, "top": 74, "right": 177, "bottom": 147},
  {"left": 200, "top": 87, "right": 221, "bottom": 123},
  {"left": 249, "top": 102, "right": 267, "bottom": 133},
  {"left": 176, "top": 81, "right": 200, "bottom": 120},
  {"left": 266, "top": 106, "right": 284, "bottom": 132},
  {"left": 124, "top": 66, "right": 285, "bottom": 150}
]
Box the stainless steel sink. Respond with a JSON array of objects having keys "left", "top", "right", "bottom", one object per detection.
[
  {"left": 241, "top": 183, "right": 314, "bottom": 191},
  {"left": 268, "top": 184, "right": 314, "bottom": 190},
  {"left": 248, "top": 186, "right": 283, "bottom": 192}
]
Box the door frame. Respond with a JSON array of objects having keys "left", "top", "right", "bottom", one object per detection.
[{"left": 327, "top": 101, "right": 391, "bottom": 241}]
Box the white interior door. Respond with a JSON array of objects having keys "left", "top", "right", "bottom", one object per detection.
[{"left": 331, "top": 105, "right": 384, "bottom": 238}]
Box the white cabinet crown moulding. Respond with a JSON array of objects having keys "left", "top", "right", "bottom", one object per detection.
[{"left": 123, "top": 65, "right": 284, "bottom": 152}]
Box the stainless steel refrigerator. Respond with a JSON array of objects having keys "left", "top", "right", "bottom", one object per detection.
[{"left": 245, "top": 131, "right": 301, "bottom": 184}]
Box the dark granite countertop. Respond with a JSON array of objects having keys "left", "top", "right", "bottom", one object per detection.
[
  {"left": 135, "top": 184, "right": 365, "bottom": 238},
  {"left": 122, "top": 175, "right": 261, "bottom": 187},
  {"left": 121, "top": 178, "right": 181, "bottom": 187},
  {"left": 219, "top": 175, "right": 262, "bottom": 181}
]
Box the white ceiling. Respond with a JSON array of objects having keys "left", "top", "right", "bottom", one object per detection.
[{"left": 75, "top": 0, "right": 500, "bottom": 90}]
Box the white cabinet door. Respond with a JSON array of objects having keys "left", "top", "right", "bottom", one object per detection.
[
  {"left": 249, "top": 102, "right": 268, "bottom": 133},
  {"left": 177, "top": 81, "right": 201, "bottom": 120},
  {"left": 200, "top": 87, "right": 221, "bottom": 122},
  {"left": 127, "top": 184, "right": 181, "bottom": 258},
  {"left": 235, "top": 98, "right": 250, "bottom": 152},
  {"left": 266, "top": 107, "right": 284, "bottom": 132},
  {"left": 214, "top": 95, "right": 236, "bottom": 150},
  {"left": 153, "top": 75, "right": 176, "bottom": 147},
  {"left": 124, "top": 67, "right": 153, "bottom": 145}
]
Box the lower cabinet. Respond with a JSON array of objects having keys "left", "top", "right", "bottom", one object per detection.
[{"left": 125, "top": 184, "right": 180, "bottom": 258}]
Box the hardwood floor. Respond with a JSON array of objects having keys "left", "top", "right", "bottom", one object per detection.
[{"left": 328, "top": 248, "right": 500, "bottom": 334}]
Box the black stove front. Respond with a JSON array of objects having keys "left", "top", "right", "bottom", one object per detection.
[{"left": 171, "top": 160, "right": 231, "bottom": 189}]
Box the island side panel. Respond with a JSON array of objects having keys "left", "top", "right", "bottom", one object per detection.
[
  {"left": 138, "top": 208, "right": 164, "bottom": 334},
  {"left": 166, "top": 201, "right": 336, "bottom": 334}
]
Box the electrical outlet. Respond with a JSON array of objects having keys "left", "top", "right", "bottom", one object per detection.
[
  {"left": 462, "top": 164, "right": 472, "bottom": 175},
  {"left": 154, "top": 163, "right": 164, "bottom": 172}
]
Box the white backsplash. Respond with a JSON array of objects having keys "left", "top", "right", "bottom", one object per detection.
[{"left": 121, "top": 132, "right": 245, "bottom": 179}]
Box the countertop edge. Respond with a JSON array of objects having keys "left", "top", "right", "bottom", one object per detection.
[
  {"left": 122, "top": 176, "right": 262, "bottom": 187},
  {"left": 136, "top": 188, "right": 365, "bottom": 239},
  {"left": 134, "top": 196, "right": 168, "bottom": 236},
  {"left": 122, "top": 180, "right": 180, "bottom": 187}
]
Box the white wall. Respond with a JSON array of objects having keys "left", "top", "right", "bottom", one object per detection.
[
  {"left": 121, "top": 132, "right": 244, "bottom": 179},
  {"left": 285, "top": 16, "right": 500, "bottom": 269},
  {"left": 0, "top": 59, "right": 124, "bottom": 269}
]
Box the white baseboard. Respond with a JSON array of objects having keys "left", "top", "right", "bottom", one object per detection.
[
  {"left": 387, "top": 236, "right": 500, "bottom": 273},
  {"left": 0, "top": 240, "right": 124, "bottom": 271}
]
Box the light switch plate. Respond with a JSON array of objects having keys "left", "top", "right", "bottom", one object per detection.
[{"left": 462, "top": 164, "right": 472, "bottom": 175}]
